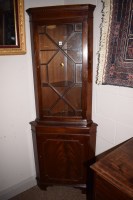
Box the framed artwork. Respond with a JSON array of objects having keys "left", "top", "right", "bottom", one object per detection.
[{"left": 0, "top": 0, "right": 26, "bottom": 55}]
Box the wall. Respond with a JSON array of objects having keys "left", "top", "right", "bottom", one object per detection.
[
  {"left": 91, "top": 0, "right": 133, "bottom": 154},
  {"left": 0, "top": 1, "right": 64, "bottom": 199},
  {"left": 0, "top": 0, "right": 133, "bottom": 199},
  {"left": 65, "top": 0, "right": 133, "bottom": 154}
]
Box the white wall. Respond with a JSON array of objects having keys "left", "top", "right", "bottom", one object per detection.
[
  {"left": 0, "top": 0, "right": 133, "bottom": 199},
  {"left": 65, "top": 0, "right": 133, "bottom": 154},
  {"left": 0, "top": 0, "right": 64, "bottom": 199},
  {"left": 91, "top": 0, "right": 133, "bottom": 154}
]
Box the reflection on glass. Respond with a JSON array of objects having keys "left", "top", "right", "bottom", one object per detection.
[
  {"left": 0, "top": 0, "right": 16, "bottom": 45},
  {"left": 46, "top": 24, "right": 73, "bottom": 45},
  {"left": 38, "top": 23, "right": 83, "bottom": 117}
]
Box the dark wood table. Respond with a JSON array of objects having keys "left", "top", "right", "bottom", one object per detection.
[{"left": 91, "top": 138, "right": 133, "bottom": 200}]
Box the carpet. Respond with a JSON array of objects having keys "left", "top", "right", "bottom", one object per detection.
[
  {"left": 9, "top": 186, "right": 86, "bottom": 200},
  {"left": 97, "top": 0, "right": 133, "bottom": 87}
]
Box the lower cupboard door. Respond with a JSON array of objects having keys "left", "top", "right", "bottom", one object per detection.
[{"left": 36, "top": 133, "right": 90, "bottom": 184}]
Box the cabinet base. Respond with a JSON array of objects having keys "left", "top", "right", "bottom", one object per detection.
[
  {"left": 37, "top": 178, "right": 87, "bottom": 194},
  {"left": 31, "top": 121, "right": 97, "bottom": 193}
]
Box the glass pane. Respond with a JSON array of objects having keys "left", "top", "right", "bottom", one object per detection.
[
  {"left": 76, "top": 64, "right": 82, "bottom": 83},
  {"left": 75, "top": 23, "right": 82, "bottom": 31},
  {"left": 38, "top": 26, "right": 45, "bottom": 34},
  {"left": 48, "top": 51, "right": 75, "bottom": 85},
  {"left": 46, "top": 24, "right": 74, "bottom": 45},
  {"left": 42, "top": 87, "right": 59, "bottom": 110},
  {"left": 53, "top": 87, "right": 69, "bottom": 95},
  {"left": 39, "top": 23, "right": 83, "bottom": 118},
  {"left": 51, "top": 99, "right": 75, "bottom": 116},
  {"left": 0, "top": 0, "right": 16, "bottom": 45},
  {"left": 65, "top": 87, "right": 82, "bottom": 110},
  {"left": 63, "top": 32, "right": 82, "bottom": 63},
  {"left": 40, "top": 65, "right": 47, "bottom": 83},
  {"left": 40, "top": 50, "right": 57, "bottom": 64},
  {"left": 39, "top": 34, "right": 58, "bottom": 50}
]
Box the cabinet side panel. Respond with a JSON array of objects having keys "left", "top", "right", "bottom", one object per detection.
[
  {"left": 32, "top": 130, "right": 40, "bottom": 179},
  {"left": 94, "top": 174, "right": 132, "bottom": 200}
]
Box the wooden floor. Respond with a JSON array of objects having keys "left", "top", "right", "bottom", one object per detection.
[{"left": 9, "top": 186, "right": 86, "bottom": 200}]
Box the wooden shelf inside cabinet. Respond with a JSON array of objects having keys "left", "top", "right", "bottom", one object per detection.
[
  {"left": 27, "top": 4, "right": 96, "bottom": 191},
  {"left": 42, "top": 81, "right": 77, "bottom": 87}
]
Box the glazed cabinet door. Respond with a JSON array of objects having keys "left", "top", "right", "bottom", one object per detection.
[
  {"left": 38, "top": 23, "right": 82, "bottom": 117},
  {"left": 27, "top": 4, "right": 96, "bottom": 124},
  {"left": 32, "top": 20, "right": 89, "bottom": 123}
]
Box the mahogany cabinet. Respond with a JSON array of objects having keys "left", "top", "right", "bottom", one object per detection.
[
  {"left": 26, "top": 4, "right": 96, "bottom": 189},
  {"left": 91, "top": 138, "right": 133, "bottom": 200}
]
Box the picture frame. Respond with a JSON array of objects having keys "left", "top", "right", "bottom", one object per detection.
[{"left": 0, "top": 0, "right": 26, "bottom": 55}]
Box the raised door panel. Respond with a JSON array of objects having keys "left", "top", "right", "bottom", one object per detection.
[{"left": 36, "top": 133, "right": 90, "bottom": 184}]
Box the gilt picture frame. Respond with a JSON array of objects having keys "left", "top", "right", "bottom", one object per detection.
[{"left": 0, "top": 0, "right": 26, "bottom": 55}]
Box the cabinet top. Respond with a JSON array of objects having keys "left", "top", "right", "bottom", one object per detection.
[
  {"left": 91, "top": 138, "right": 133, "bottom": 198},
  {"left": 26, "top": 4, "right": 95, "bottom": 21}
]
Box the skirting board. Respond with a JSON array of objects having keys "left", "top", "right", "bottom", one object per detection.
[{"left": 0, "top": 176, "right": 37, "bottom": 200}]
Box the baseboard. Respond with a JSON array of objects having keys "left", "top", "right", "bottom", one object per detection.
[{"left": 0, "top": 176, "right": 37, "bottom": 200}]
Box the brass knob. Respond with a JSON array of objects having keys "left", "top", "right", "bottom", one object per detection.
[{"left": 60, "top": 62, "right": 64, "bottom": 67}]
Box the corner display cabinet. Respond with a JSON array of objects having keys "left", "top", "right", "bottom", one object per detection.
[{"left": 26, "top": 4, "right": 97, "bottom": 190}]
